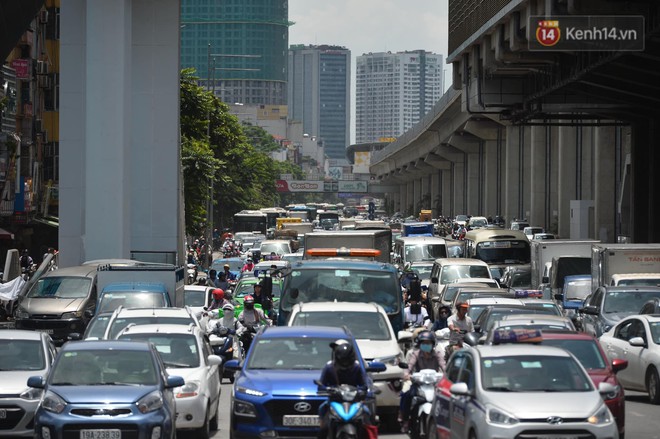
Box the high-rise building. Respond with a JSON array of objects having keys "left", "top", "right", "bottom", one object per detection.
[
  {"left": 180, "top": 0, "right": 289, "bottom": 105},
  {"left": 356, "top": 50, "right": 444, "bottom": 144},
  {"left": 288, "top": 44, "right": 350, "bottom": 161}
]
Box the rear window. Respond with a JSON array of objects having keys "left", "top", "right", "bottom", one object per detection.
[
  {"left": 291, "top": 311, "right": 391, "bottom": 341},
  {"left": 108, "top": 316, "right": 194, "bottom": 339}
]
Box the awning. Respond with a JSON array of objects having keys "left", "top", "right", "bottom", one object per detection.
[{"left": 0, "top": 227, "right": 14, "bottom": 240}]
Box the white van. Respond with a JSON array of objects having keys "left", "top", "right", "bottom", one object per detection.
[
  {"left": 428, "top": 258, "right": 492, "bottom": 318},
  {"left": 393, "top": 236, "right": 448, "bottom": 267}
]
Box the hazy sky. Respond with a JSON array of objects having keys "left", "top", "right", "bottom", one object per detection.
[{"left": 288, "top": 0, "right": 450, "bottom": 143}]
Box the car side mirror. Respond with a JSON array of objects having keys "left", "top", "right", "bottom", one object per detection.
[
  {"left": 223, "top": 359, "right": 242, "bottom": 372},
  {"left": 629, "top": 336, "right": 646, "bottom": 347},
  {"left": 611, "top": 358, "right": 628, "bottom": 373},
  {"left": 580, "top": 305, "right": 599, "bottom": 315},
  {"left": 366, "top": 361, "right": 386, "bottom": 373},
  {"left": 27, "top": 376, "right": 45, "bottom": 389},
  {"left": 598, "top": 382, "right": 616, "bottom": 395},
  {"left": 84, "top": 309, "right": 95, "bottom": 319},
  {"left": 473, "top": 324, "right": 481, "bottom": 333},
  {"left": 450, "top": 382, "right": 470, "bottom": 396},
  {"left": 67, "top": 333, "right": 82, "bottom": 341},
  {"left": 166, "top": 376, "right": 185, "bottom": 389}
]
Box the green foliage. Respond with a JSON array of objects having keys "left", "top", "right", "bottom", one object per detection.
[{"left": 242, "top": 123, "right": 281, "bottom": 153}]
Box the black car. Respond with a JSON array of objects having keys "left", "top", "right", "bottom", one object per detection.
[{"left": 579, "top": 286, "right": 660, "bottom": 337}]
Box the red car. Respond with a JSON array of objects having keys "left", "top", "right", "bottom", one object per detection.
[{"left": 541, "top": 330, "right": 627, "bottom": 438}]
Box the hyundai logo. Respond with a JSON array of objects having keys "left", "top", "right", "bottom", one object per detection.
[
  {"left": 546, "top": 416, "right": 564, "bottom": 425},
  {"left": 294, "top": 402, "right": 312, "bottom": 413}
]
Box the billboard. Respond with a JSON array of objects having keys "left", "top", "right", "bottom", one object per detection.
[
  {"left": 276, "top": 180, "right": 324, "bottom": 193},
  {"left": 338, "top": 180, "right": 368, "bottom": 193}
]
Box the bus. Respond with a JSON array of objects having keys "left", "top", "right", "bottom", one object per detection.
[
  {"left": 463, "top": 229, "right": 531, "bottom": 280},
  {"left": 260, "top": 207, "right": 287, "bottom": 230},
  {"left": 233, "top": 210, "right": 268, "bottom": 235}
]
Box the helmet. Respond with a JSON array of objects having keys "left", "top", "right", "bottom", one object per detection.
[
  {"left": 331, "top": 341, "right": 356, "bottom": 371},
  {"left": 212, "top": 289, "right": 224, "bottom": 300},
  {"left": 415, "top": 330, "right": 436, "bottom": 347},
  {"left": 222, "top": 303, "right": 235, "bottom": 312},
  {"left": 247, "top": 258, "right": 253, "bottom": 263},
  {"left": 244, "top": 295, "right": 255, "bottom": 310}
]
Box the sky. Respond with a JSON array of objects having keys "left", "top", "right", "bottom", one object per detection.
[{"left": 288, "top": 0, "right": 450, "bottom": 144}]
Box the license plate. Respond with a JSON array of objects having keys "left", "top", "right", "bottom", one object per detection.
[
  {"left": 0, "top": 409, "right": 6, "bottom": 419},
  {"left": 37, "top": 329, "right": 54, "bottom": 334},
  {"left": 282, "top": 415, "right": 320, "bottom": 427},
  {"left": 80, "top": 429, "right": 121, "bottom": 439}
]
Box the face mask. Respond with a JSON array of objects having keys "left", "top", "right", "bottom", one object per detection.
[
  {"left": 223, "top": 310, "right": 234, "bottom": 318},
  {"left": 420, "top": 344, "right": 433, "bottom": 353},
  {"left": 244, "top": 303, "right": 254, "bottom": 310}
]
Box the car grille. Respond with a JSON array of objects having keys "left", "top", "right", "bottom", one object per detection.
[
  {"left": 71, "top": 408, "right": 132, "bottom": 417},
  {"left": 515, "top": 430, "right": 595, "bottom": 439},
  {"left": 63, "top": 423, "right": 138, "bottom": 439},
  {"left": 17, "top": 319, "right": 69, "bottom": 330},
  {"left": 0, "top": 405, "right": 25, "bottom": 430},
  {"left": 263, "top": 398, "right": 324, "bottom": 426}
]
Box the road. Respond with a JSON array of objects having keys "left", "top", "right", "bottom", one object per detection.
[{"left": 209, "top": 384, "right": 660, "bottom": 439}]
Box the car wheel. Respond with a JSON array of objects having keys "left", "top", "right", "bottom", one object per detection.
[
  {"left": 647, "top": 367, "right": 660, "bottom": 404},
  {"left": 196, "top": 405, "right": 211, "bottom": 439}
]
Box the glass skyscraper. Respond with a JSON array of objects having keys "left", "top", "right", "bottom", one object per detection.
[
  {"left": 288, "top": 45, "right": 350, "bottom": 160},
  {"left": 180, "top": 0, "right": 289, "bottom": 105}
]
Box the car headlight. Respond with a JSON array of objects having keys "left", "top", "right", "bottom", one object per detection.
[
  {"left": 20, "top": 387, "right": 43, "bottom": 401},
  {"left": 588, "top": 405, "right": 613, "bottom": 425},
  {"left": 176, "top": 381, "right": 200, "bottom": 398},
  {"left": 376, "top": 353, "right": 403, "bottom": 366},
  {"left": 42, "top": 390, "right": 66, "bottom": 414},
  {"left": 61, "top": 311, "right": 82, "bottom": 319},
  {"left": 487, "top": 406, "right": 519, "bottom": 425},
  {"left": 137, "top": 390, "right": 164, "bottom": 414},
  {"left": 15, "top": 307, "right": 29, "bottom": 319},
  {"left": 236, "top": 386, "right": 267, "bottom": 397}
]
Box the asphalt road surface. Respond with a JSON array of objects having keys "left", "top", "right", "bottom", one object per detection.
[{"left": 209, "top": 383, "right": 660, "bottom": 439}]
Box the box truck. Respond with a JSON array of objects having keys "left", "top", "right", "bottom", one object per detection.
[
  {"left": 591, "top": 243, "right": 660, "bottom": 291},
  {"left": 530, "top": 240, "right": 599, "bottom": 289}
]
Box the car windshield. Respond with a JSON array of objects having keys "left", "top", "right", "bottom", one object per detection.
[
  {"left": 50, "top": 349, "right": 158, "bottom": 386},
  {"left": 281, "top": 269, "right": 399, "bottom": 313},
  {"left": 440, "top": 265, "right": 490, "bottom": 285},
  {"left": 26, "top": 276, "right": 91, "bottom": 299},
  {"left": 184, "top": 290, "right": 206, "bottom": 307},
  {"left": 259, "top": 242, "right": 290, "bottom": 255},
  {"left": 247, "top": 337, "right": 335, "bottom": 370},
  {"left": 470, "top": 218, "right": 487, "bottom": 227},
  {"left": 481, "top": 355, "right": 592, "bottom": 392},
  {"left": 235, "top": 281, "right": 282, "bottom": 298},
  {"left": 0, "top": 340, "right": 45, "bottom": 371},
  {"left": 510, "top": 271, "right": 532, "bottom": 288},
  {"left": 412, "top": 265, "right": 433, "bottom": 279},
  {"left": 542, "top": 339, "right": 606, "bottom": 370},
  {"left": 98, "top": 292, "right": 167, "bottom": 313},
  {"left": 563, "top": 280, "right": 592, "bottom": 300},
  {"left": 603, "top": 290, "right": 660, "bottom": 314},
  {"left": 475, "top": 240, "right": 531, "bottom": 264},
  {"left": 85, "top": 315, "right": 112, "bottom": 339},
  {"left": 617, "top": 279, "right": 660, "bottom": 287},
  {"left": 405, "top": 244, "right": 447, "bottom": 261},
  {"left": 108, "top": 316, "right": 194, "bottom": 339},
  {"left": 118, "top": 334, "right": 200, "bottom": 368},
  {"left": 522, "top": 302, "right": 562, "bottom": 316},
  {"left": 291, "top": 311, "right": 391, "bottom": 341},
  {"left": 456, "top": 291, "right": 510, "bottom": 306}
]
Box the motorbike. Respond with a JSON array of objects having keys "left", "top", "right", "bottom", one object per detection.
[
  {"left": 315, "top": 381, "right": 373, "bottom": 439},
  {"left": 406, "top": 369, "right": 443, "bottom": 439},
  {"left": 209, "top": 323, "right": 239, "bottom": 383},
  {"left": 186, "top": 263, "right": 198, "bottom": 285},
  {"left": 238, "top": 321, "right": 266, "bottom": 356}
]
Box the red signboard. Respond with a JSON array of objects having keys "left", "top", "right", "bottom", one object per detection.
[
  {"left": 10, "top": 59, "right": 29, "bottom": 79},
  {"left": 276, "top": 180, "right": 289, "bottom": 192}
]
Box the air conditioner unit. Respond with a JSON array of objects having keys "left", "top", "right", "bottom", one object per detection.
[
  {"left": 36, "top": 61, "right": 47, "bottom": 75},
  {"left": 39, "top": 9, "right": 48, "bottom": 24}
]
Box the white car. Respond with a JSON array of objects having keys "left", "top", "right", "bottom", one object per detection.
[
  {"left": 286, "top": 301, "right": 404, "bottom": 428},
  {"left": 116, "top": 323, "right": 223, "bottom": 436},
  {"left": 600, "top": 314, "right": 660, "bottom": 403},
  {"left": 183, "top": 285, "right": 214, "bottom": 316},
  {"left": 83, "top": 306, "right": 200, "bottom": 340},
  {"left": 0, "top": 330, "right": 57, "bottom": 437}
]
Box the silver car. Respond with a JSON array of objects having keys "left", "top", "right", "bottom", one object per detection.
[
  {"left": 433, "top": 340, "right": 619, "bottom": 439},
  {"left": 0, "top": 330, "right": 57, "bottom": 437}
]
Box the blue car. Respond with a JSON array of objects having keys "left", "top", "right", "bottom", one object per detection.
[
  {"left": 28, "top": 340, "right": 184, "bottom": 439},
  {"left": 224, "top": 326, "right": 386, "bottom": 439}
]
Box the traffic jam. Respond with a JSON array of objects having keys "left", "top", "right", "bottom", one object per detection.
[{"left": 2, "top": 204, "right": 660, "bottom": 439}]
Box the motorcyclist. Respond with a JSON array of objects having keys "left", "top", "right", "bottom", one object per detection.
[
  {"left": 206, "top": 269, "right": 220, "bottom": 288},
  {"left": 207, "top": 288, "right": 230, "bottom": 312},
  {"left": 399, "top": 330, "right": 446, "bottom": 433},
  {"left": 238, "top": 295, "right": 271, "bottom": 354},
  {"left": 209, "top": 303, "right": 244, "bottom": 346},
  {"left": 445, "top": 302, "right": 474, "bottom": 360},
  {"left": 222, "top": 264, "right": 237, "bottom": 281},
  {"left": 317, "top": 340, "right": 377, "bottom": 439},
  {"left": 241, "top": 258, "right": 255, "bottom": 273},
  {"left": 20, "top": 249, "right": 33, "bottom": 271},
  {"left": 404, "top": 280, "right": 430, "bottom": 329}
]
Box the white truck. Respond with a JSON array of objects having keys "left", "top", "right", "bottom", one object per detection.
[
  {"left": 530, "top": 240, "right": 599, "bottom": 289},
  {"left": 591, "top": 243, "right": 660, "bottom": 291},
  {"left": 96, "top": 262, "right": 185, "bottom": 310},
  {"left": 303, "top": 230, "right": 392, "bottom": 263}
]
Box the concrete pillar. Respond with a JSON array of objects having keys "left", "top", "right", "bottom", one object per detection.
[
  {"left": 558, "top": 126, "right": 578, "bottom": 239},
  {"left": 530, "top": 126, "right": 546, "bottom": 228},
  {"left": 483, "top": 139, "right": 498, "bottom": 219},
  {"left": 407, "top": 180, "right": 414, "bottom": 215},
  {"left": 453, "top": 159, "right": 467, "bottom": 215},
  {"left": 504, "top": 125, "right": 522, "bottom": 225},
  {"left": 431, "top": 172, "right": 441, "bottom": 217},
  {"left": 594, "top": 127, "right": 619, "bottom": 242},
  {"left": 466, "top": 152, "right": 480, "bottom": 215},
  {"left": 548, "top": 126, "right": 560, "bottom": 235},
  {"left": 442, "top": 170, "right": 452, "bottom": 218},
  {"left": 399, "top": 184, "right": 406, "bottom": 215},
  {"left": 60, "top": 0, "right": 183, "bottom": 266}
]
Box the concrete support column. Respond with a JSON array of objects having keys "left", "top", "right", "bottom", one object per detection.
[
  {"left": 412, "top": 177, "right": 421, "bottom": 212},
  {"left": 558, "top": 126, "right": 578, "bottom": 239},
  {"left": 406, "top": 180, "right": 414, "bottom": 215},
  {"left": 530, "top": 125, "right": 546, "bottom": 228},
  {"left": 466, "top": 152, "right": 480, "bottom": 215},
  {"left": 503, "top": 125, "right": 522, "bottom": 224},
  {"left": 399, "top": 184, "right": 406, "bottom": 215},
  {"left": 594, "top": 127, "right": 617, "bottom": 243},
  {"left": 453, "top": 159, "right": 467, "bottom": 215},
  {"left": 431, "top": 172, "right": 441, "bottom": 217},
  {"left": 442, "top": 170, "right": 453, "bottom": 218},
  {"left": 483, "top": 140, "right": 498, "bottom": 218}
]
